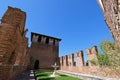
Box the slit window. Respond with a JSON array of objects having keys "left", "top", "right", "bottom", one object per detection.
[
  {"left": 38, "top": 36, "right": 41, "bottom": 43},
  {"left": 53, "top": 39, "right": 55, "bottom": 45},
  {"left": 46, "top": 37, "right": 49, "bottom": 44}
]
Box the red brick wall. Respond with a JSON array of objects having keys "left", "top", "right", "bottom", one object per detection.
[
  {"left": 99, "top": 0, "right": 120, "bottom": 41},
  {"left": 29, "top": 32, "right": 61, "bottom": 70},
  {"left": 76, "top": 51, "right": 84, "bottom": 72},
  {"left": 30, "top": 42, "right": 59, "bottom": 69},
  {"left": 0, "top": 6, "right": 29, "bottom": 80},
  {"left": 59, "top": 46, "right": 119, "bottom": 78}
]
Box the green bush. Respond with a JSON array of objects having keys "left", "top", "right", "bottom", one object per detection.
[
  {"left": 91, "top": 40, "right": 120, "bottom": 73},
  {"left": 99, "top": 40, "right": 120, "bottom": 68},
  {"left": 97, "top": 54, "right": 110, "bottom": 67},
  {"left": 90, "top": 58, "right": 98, "bottom": 65}
]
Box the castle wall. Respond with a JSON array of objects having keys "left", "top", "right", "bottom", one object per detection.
[
  {"left": 59, "top": 0, "right": 120, "bottom": 78},
  {"left": 98, "top": 0, "right": 120, "bottom": 41},
  {"left": 29, "top": 33, "right": 61, "bottom": 70},
  {"left": 0, "top": 7, "right": 29, "bottom": 80},
  {"left": 59, "top": 46, "right": 119, "bottom": 78},
  {"left": 86, "top": 46, "right": 98, "bottom": 67},
  {"left": 76, "top": 51, "right": 84, "bottom": 72},
  {"left": 30, "top": 42, "right": 59, "bottom": 69}
]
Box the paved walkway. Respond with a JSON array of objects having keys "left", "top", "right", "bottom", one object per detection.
[
  {"left": 57, "top": 70, "right": 120, "bottom": 80},
  {"left": 15, "top": 70, "right": 35, "bottom": 80}
]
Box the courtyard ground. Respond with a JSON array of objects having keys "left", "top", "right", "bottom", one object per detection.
[
  {"left": 35, "top": 71, "right": 82, "bottom": 80},
  {"left": 15, "top": 69, "right": 81, "bottom": 80}
]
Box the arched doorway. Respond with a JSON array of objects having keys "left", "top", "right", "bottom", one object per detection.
[{"left": 34, "top": 60, "right": 39, "bottom": 70}]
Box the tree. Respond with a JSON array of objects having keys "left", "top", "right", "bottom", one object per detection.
[
  {"left": 99, "top": 40, "right": 120, "bottom": 74},
  {"left": 91, "top": 40, "right": 120, "bottom": 75}
]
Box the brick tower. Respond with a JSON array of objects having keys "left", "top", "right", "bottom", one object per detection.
[
  {"left": 0, "top": 6, "right": 29, "bottom": 80},
  {"left": 97, "top": 0, "right": 120, "bottom": 42},
  {"left": 29, "top": 32, "right": 61, "bottom": 70}
]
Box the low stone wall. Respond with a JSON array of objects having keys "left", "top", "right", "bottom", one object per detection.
[{"left": 57, "top": 70, "right": 120, "bottom": 80}]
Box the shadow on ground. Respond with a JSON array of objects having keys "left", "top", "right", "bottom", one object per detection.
[
  {"left": 59, "top": 74, "right": 67, "bottom": 77},
  {"left": 36, "top": 74, "right": 49, "bottom": 77},
  {"left": 38, "top": 77, "right": 54, "bottom": 80}
]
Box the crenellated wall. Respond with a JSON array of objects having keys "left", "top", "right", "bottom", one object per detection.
[
  {"left": 59, "top": 46, "right": 119, "bottom": 78},
  {"left": 60, "top": 0, "right": 120, "bottom": 78},
  {"left": 86, "top": 46, "right": 98, "bottom": 67},
  {"left": 29, "top": 32, "right": 61, "bottom": 70}
]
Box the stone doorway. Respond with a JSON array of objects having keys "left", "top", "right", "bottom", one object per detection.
[{"left": 34, "top": 60, "right": 39, "bottom": 69}]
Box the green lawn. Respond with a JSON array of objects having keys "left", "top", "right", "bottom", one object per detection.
[{"left": 35, "top": 71, "right": 82, "bottom": 80}]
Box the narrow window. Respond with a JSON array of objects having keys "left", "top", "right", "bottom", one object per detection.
[
  {"left": 53, "top": 39, "right": 55, "bottom": 45},
  {"left": 38, "top": 36, "right": 41, "bottom": 43},
  {"left": 46, "top": 37, "right": 49, "bottom": 44},
  {"left": 86, "top": 60, "right": 89, "bottom": 66},
  {"left": 74, "top": 55, "right": 76, "bottom": 66}
]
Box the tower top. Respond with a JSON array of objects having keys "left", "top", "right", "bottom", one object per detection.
[
  {"left": 31, "top": 32, "right": 61, "bottom": 42},
  {"left": 1, "top": 6, "right": 26, "bottom": 34}
]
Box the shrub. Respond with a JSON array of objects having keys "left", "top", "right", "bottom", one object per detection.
[{"left": 91, "top": 40, "right": 120, "bottom": 74}]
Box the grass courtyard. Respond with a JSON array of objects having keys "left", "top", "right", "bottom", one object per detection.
[{"left": 35, "top": 71, "right": 82, "bottom": 80}]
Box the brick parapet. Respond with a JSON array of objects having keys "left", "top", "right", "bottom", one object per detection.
[
  {"left": 59, "top": 46, "right": 98, "bottom": 69},
  {"left": 76, "top": 51, "right": 84, "bottom": 72},
  {"left": 68, "top": 53, "right": 74, "bottom": 67},
  {"left": 59, "top": 45, "right": 119, "bottom": 78},
  {"left": 86, "top": 46, "right": 98, "bottom": 67}
]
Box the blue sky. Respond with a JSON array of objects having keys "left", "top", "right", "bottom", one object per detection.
[{"left": 0, "top": 0, "right": 113, "bottom": 62}]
